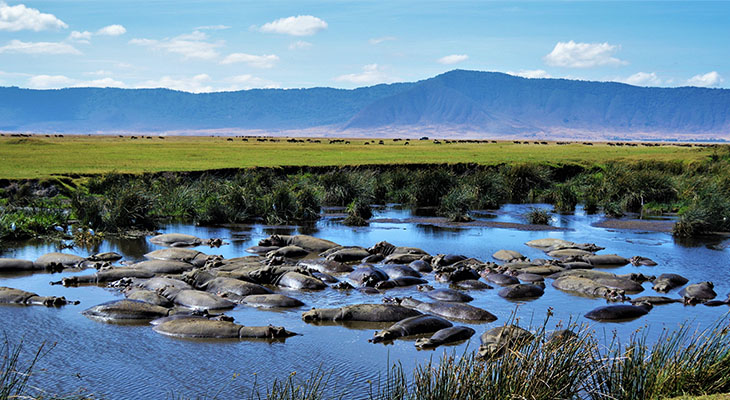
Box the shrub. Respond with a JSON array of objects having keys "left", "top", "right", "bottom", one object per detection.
[
  {"left": 525, "top": 208, "right": 551, "bottom": 225},
  {"left": 501, "top": 163, "right": 552, "bottom": 203},
  {"left": 438, "top": 185, "right": 476, "bottom": 222},
  {"left": 408, "top": 168, "right": 456, "bottom": 207},
  {"left": 343, "top": 198, "right": 372, "bottom": 226}
]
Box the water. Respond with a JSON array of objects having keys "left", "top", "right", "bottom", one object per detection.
[{"left": 1, "top": 205, "right": 729, "bottom": 399}]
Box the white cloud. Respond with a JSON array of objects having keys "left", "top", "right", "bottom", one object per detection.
[
  {"left": 27, "top": 74, "right": 125, "bottom": 89},
  {"left": 437, "top": 54, "right": 469, "bottom": 65},
  {"left": 136, "top": 74, "right": 214, "bottom": 93},
  {"left": 288, "top": 40, "right": 312, "bottom": 50},
  {"left": 225, "top": 74, "right": 281, "bottom": 90},
  {"left": 195, "top": 24, "right": 230, "bottom": 31},
  {"left": 506, "top": 69, "right": 551, "bottom": 79},
  {"left": 69, "top": 30, "right": 92, "bottom": 43},
  {"left": 259, "top": 15, "right": 327, "bottom": 36},
  {"left": 0, "top": 39, "right": 81, "bottom": 55},
  {"left": 130, "top": 30, "right": 222, "bottom": 60},
  {"left": 0, "top": 1, "right": 67, "bottom": 32},
  {"left": 220, "top": 53, "right": 279, "bottom": 68},
  {"left": 686, "top": 71, "right": 723, "bottom": 88},
  {"left": 620, "top": 72, "right": 662, "bottom": 86},
  {"left": 96, "top": 24, "right": 126, "bottom": 36},
  {"left": 544, "top": 40, "right": 627, "bottom": 68},
  {"left": 334, "top": 64, "right": 397, "bottom": 86},
  {"left": 369, "top": 36, "right": 396, "bottom": 45}
]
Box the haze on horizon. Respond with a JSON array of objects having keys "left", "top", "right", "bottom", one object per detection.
[{"left": 0, "top": 1, "right": 728, "bottom": 93}]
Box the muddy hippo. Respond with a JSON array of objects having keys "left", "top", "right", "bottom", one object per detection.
[
  {"left": 630, "top": 256, "right": 658, "bottom": 266},
  {"left": 409, "top": 260, "right": 432, "bottom": 273},
  {"left": 435, "top": 267, "right": 480, "bottom": 283},
  {"left": 547, "top": 249, "right": 593, "bottom": 258},
  {"left": 396, "top": 297, "right": 497, "bottom": 322},
  {"left": 130, "top": 260, "right": 195, "bottom": 274},
  {"left": 431, "top": 254, "right": 468, "bottom": 267},
  {"left": 150, "top": 233, "right": 203, "bottom": 247},
  {"left": 420, "top": 287, "right": 473, "bottom": 303},
  {"left": 562, "top": 262, "right": 594, "bottom": 270},
  {"left": 245, "top": 245, "right": 280, "bottom": 254},
  {"left": 348, "top": 265, "right": 389, "bottom": 287},
  {"left": 492, "top": 250, "right": 524, "bottom": 262},
  {"left": 585, "top": 303, "right": 652, "bottom": 322},
  {"left": 552, "top": 276, "right": 626, "bottom": 301},
  {"left": 144, "top": 248, "right": 213, "bottom": 267},
  {"left": 134, "top": 277, "right": 192, "bottom": 292},
  {"left": 498, "top": 284, "right": 544, "bottom": 300},
  {"left": 321, "top": 246, "right": 371, "bottom": 262},
  {"left": 375, "top": 276, "right": 429, "bottom": 289},
  {"left": 652, "top": 273, "right": 689, "bottom": 293},
  {"left": 241, "top": 294, "right": 304, "bottom": 308},
  {"left": 0, "top": 286, "right": 70, "bottom": 307},
  {"left": 87, "top": 252, "right": 123, "bottom": 262},
  {"left": 382, "top": 265, "right": 422, "bottom": 279},
  {"left": 516, "top": 273, "right": 545, "bottom": 284},
  {"left": 302, "top": 304, "right": 422, "bottom": 322},
  {"left": 525, "top": 238, "right": 575, "bottom": 250},
  {"left": 369, "top": 314, "right": 453, "bottom": 343},
  {"left": 630, "top": 296, "right": 681, "bottom": 305},
  {"left": 415, "top": 326, "right": 476, "bottom": 349},
  {"left": 0, "top": 258, "right": 41, "bottom": 272},
  {"left": 204, "top": 277, "right": 272, "bottom": 298},
  {"left": 165, "top": 289, "right": 235, "bottom": 311},
  {"left": 478, "top": 325, "right": 534, "bottom": 358},
  {"left": 34, "top": 252, "right": 86, "bottom": 271},
  {"left": 125, "top": 288, "right": 174, "bottom": 307},
  {"left": 482, "top": 272, "right": 520, "bottom": 286},
  {"left": 583, "top": 254, "right": 630, "bottom": 267},
  {"left": 368, "top": 241, "right": 429, "bottom": 257},
  {"left": 297, "top": 259, "right": 354, "bottom": 274},
  {"left": 153, "top": 318, "right": 297, "bottom": 339},
  {"left": 593, "top": 277, "right": 644, "bottom": 294},
  {"left": 58, "top": 268, "right": 155, "bottom": 286},
  {"left": 451, "top": 280, "right": 493, "bottom": 290},
  {"left": 82, "top": 299, "right": 171, "bottom": 322},
  {"left": 680, "top": 282, "right": 717, "bottom": 304},
  {"left": 259, "top": 234, "right": 339, "bottom": 253},
  {"left": 276, "top": 271, "right": 327, "bottom": 290},
  {"left": 266, "top": 245, "right": 308, "bottom": 259}
]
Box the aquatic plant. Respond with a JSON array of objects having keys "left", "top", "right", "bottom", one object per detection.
[
  {"left": 438, "top": 185, "right": 476, "bottom": 222},
  {"left": 408, "top": 168, "right": 456, "bottom": 207},
  {"left": 501, "top": 163, "right": 551, "bottom": 203},
  {"left": 525, "top": 208, "right": 551, "bottom": 225},
  {"left": 552, "top": 183, "right": 579, "bottom": 213},
  {"left": 0, "top": 207, "right": 66, "bottom": 241},
  {"left": 344, "top": 198, "right": 372, "bottom": 226}
]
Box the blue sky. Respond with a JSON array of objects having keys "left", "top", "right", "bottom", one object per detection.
[{"left": 0, "top": 1, "right": 728, "bottom": 92}]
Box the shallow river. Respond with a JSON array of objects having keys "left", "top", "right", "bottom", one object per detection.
[{"left": 1, "top": 205, "right": 729, "bottom": 399}]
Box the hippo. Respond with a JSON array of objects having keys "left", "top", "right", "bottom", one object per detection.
[
  {"left": 82, "top": 299, "right": 171, "bottom": 322},
  {"left": 202, "top": 277, "right": 273, "bottom": 297},
  {"left": 630, "top": 256, "right": 658, "bottom": 266},
  {"left": 297, "top": 259, "right": 354, "bottom": 274},
  {"left": 0, "top": 258, "right": 41, "bottom": 272},
  {"left": 382, "top": 265, "right": 422, "bottom": 279},
  {"left": 431, "top": 254, "right": 468, "bottom": 267},
  {"left": 652, "top": 273, "right": 689, "bottom": 293},
  {"left": 547, "top": 249, "right": 593, "bottom": 258},
  {"left": 258, "top": 234, "right": 339, "bottom": 253},
  {"left": 144, "top": 248, "right": 213, "bottom": 267},
  {"left": 435, "top": 267, "right": 480, "bottom": 283},
  {"left": 451, "top": 280, "right": 493, "bottom": 290},
  {"left": 153, "top": 318, "right": 297, "bottom": 339},
  {"left": 516, "top": 273, "right": 545, "bottom": 284},
  {"left": 58, "top": 268, "right": 155, "bottom": 286},
  {"left": 87, "top": 252, "right": 123, "bottom": 262},
  {"left": 630, "top": 296, "right": 681, "bottom": 305},
  {"left": 245, "top": 245, "right": 280, "bottom": 255},
  {"left": 302, "top": 304, "right": 422, "bottom": 322},
  {"left": 125, "top": 288, "right": 174, "bottom": 307},
  {"left": 420, "top": 287, "right": 473, "bottom": 303},
  {"left": 149, "top": 233, "right": 203, "bottom": 247},
  {"left": 478, "top": 325, "right": 534, "bottom": 358},
  {"left": 134, "top": 277, "right": 192, "bottom": 292},
  {"left": 362, "top": 254, "right": 385, "bottom": 263},
  {"left": 482, "top": 272, "right": 520, "bottom": 286},
  {"left": 34, "top": 252, "right": 86, "bottom": 271},
  {"left": 409, "top": 260, "right": 433, "bottom": 273},
  {"left": 396, "top": 297, "right": 497, "bottom": 322},
  {"left": 321, "top": 246, "right": 371, "bottom": 262},
  {"left": 0, "top": 286, "right": 70, "bottom": 307},
  {"left": 415, "top": 326, "right": 476, "bottom": 349},
  {"left": 165, "top": 289, "right": 235, "bottom": 311},
  {"left": 498, "top": 284, "right": 544, "bottom": 300},
  {"left": 241, "top": 294, "right": 304, "bottom": 308},
  {"left": 368, "top": 241, "right": 429, "bottom": 257},
  {"left": 585, "top": 303, "right": 652, "bottom": 322},
  {"left": 312, "top": 272, "right": 339, "bottom": 284},
  {"left": 130, "top": 260, "right": 195, "bottom": 274},
  {"left": 276, "top": 271, "right": 327, "bottom": 290},
  {"left": 375, "top": 276, "right": 429, "bottom": 289},
  {"left": 525, "top": 238, "right": 575, "bottom": 250},
  {"left": 679, "top": 282, "right": 717, "bottom": 304},
  {"left": 583, "top": 254, "right": 630, "bottom": 267},
  {"left": 384, "top": 253, "right": 429, "bottom": 265},
  {"left": 492, "top": 250, "right": 524, "bottom": 262},
  {"left": 348, "top": 265, "right": 389, "bottom": 287},
  {"left": 369, "top": 314, "right": 453, "bottom": 343},
  {"left": 593, "top": 277, "right": 644, "bottom": 294},
  {"left": 552, "top": 276, "right": 626, "bottom": 301},
  {"left": 266, "top": 245, "right": 308, "bottom": 259},
  {"left": 562, "top": 262, "right": 594, "bottom": 270}
]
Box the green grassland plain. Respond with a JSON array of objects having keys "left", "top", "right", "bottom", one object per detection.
[{"left": 0, "top": 134, "right": 719, "bottom": 180}]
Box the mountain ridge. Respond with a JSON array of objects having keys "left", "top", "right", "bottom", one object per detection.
[{"left": 1, "top": 70, "right": 729, "bottom": 140}]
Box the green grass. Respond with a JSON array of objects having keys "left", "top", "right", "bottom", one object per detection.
[{"left": 0, "top": 135, "right": 718, "bottom": 179}]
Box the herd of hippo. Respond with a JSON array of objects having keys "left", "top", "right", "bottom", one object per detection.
[{"left": 0, "top": 233, "right": 725, "bottom": 356}]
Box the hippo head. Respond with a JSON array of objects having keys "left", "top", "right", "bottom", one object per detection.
[
  {"left": 259, "top": 235, "right": 286, "bottom": 247},
  {"left": 604, "top": 288, "right": 627, "bottom": 302},
  {"left": 301, "top": 309, "right": 320, "bottom": 322},
  {"left": 417, "top": 284, "right": 434, "bottom": 292},
  {"left": 265, "top": 325, "right": 297, "bottom": 339},
  {"left": 46, "top": 262, "right": 64, "bottom": 273},
  {"left": 367, "top": 241, "right": 395, "bottom": 256},
  {"left": 634, "top": 301, "right": 653, "bottom": 312},
  {"left": 368, "top": 329, "right": 396, "bottom": 344},
  {"left": 43, "top": 296, "right": 67, "bottom": 307}
]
